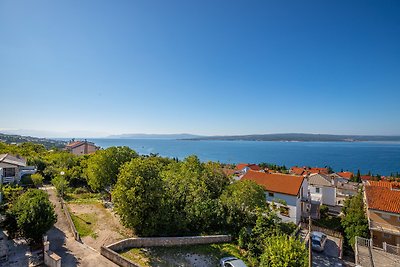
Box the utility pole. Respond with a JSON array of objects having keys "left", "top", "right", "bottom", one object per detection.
[{"left": 309, "top": 215, "right": 312, "bottom": 267}]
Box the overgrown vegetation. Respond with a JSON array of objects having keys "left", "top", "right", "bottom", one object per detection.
[{"left": 341, "top": 191, "right": 370, "bottom": 248}]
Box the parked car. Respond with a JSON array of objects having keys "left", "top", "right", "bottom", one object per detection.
[
  {"left": 220, "top": 257, "right": 247, "bottom": 267},
  {"left": 311, "top": 231, "right": 327, "bottom": 252}
]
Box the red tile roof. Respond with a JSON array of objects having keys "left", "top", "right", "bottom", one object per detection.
[
  {"left": 65, "top": 141, "right": 85, "bottom": 148},
  {"left": 365, "top": 182, "right": 400, "bottom": 214},
  {"left": 309, "top": 167, "right": 329, "bottom": 175},
  {"left": 290, "top": 166, "right": 329, "bottom": 176},
  {"left": 241, "top": 170, "right": 304, "bottom": 196},
  {"left": 361, "top": 175, "right": 373, "bottom": 181},
  {"left": 236, "top": 163, "right": 260, "bottom": 171},
  {"left": 337, "top": 171, "right": 354, "bottom": 179},
  {"left": 291, "top": 166, "right": 305, "bottom": 176}
]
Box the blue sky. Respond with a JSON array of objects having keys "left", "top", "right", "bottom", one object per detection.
[{"left": 1, "top": 1, "right": 400, "bottom": 137}]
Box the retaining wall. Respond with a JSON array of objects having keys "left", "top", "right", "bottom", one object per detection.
[
  {"left": 101, "top": 235, "right": 231, "bottom": 267},
  {"left": 60, "top": 198, "right": 80, "bottom": 241}
]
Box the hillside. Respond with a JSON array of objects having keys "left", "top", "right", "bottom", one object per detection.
[
  {"left": 185, "top": 133, "right": 400, "bottom": 142},
  {"left": 0, "top": 133, "right": 66, "bottom": 149}
]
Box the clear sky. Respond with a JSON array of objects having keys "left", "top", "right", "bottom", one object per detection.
[{"left": 1, "top": 1, "right": 400, "bottom": 137}]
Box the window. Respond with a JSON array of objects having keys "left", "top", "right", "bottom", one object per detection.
[
  {"left": 383, "top": 233, "right": 391, "bottom": 239},
  {"left": 280, "top": 206, "right": 290, "bottom": 217},
  {"left": 315, "top": 187, "right": 320, "bottom": 193},
  {"left": 381, "top": 213, "right": 391, "bottom": 220},
  {"left": 268, "top": 192, "right": 274, "bottom": 197},
  {"left": 3, "top": 168, "right": 16, "bottom": 177}
]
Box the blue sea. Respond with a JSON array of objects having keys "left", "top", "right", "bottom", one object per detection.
[{"left": 89, "top": 139, "right": 400, "bottom": 176}]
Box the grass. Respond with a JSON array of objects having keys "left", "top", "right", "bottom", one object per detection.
[
  {"left": 119, "top": 243, "right": 247, "bottom": 267},
  {"left": 64, "top": 192, "right": 102, "bottom": 204},
  {"left": 70, "top": 212, "right": 98, "bottom": 238}
]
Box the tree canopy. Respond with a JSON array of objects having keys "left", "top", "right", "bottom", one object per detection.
[
  {"left": 6, "top": 189, "right": 57, "bottom": 243},
  {"left": 341, "top": 191, "right": 370, "bottom": 247},
  {"left": 86, "top": 146, "right": 138, "bottom": 191}
]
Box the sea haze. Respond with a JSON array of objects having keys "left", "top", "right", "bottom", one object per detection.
[{"left": 89, "top": 138, "right": 400, "bottom": 176}]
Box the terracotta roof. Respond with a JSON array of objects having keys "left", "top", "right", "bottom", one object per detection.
[
  {"left": 365, "top": 183, "right": 400, "bottom": 214},
  {"left": 65, "top": 141, "right": 85, "bottom": 148},
  {"left": 236, "top": 163, "right": 260, "bottom": 171},
  {"left": 290, "top": 166, "right": 305, "bottom": 176},
  {"left": 361, "top": 175, "right": 373, "bottom": 181},
  {"left": 0, "top": 154, "right": 26, "bottom": 167},
  {"left": 367, "top": 180, "right": 400, "bottom": 189},
  {"left": 337, "top": 171, "right": 353, "bottom": 179},
  {"left": 241, "top": 170, "right": 304, "bottom": 196},
  {"left": 309, "top": 167, "right": 329, "bottom": 175}
]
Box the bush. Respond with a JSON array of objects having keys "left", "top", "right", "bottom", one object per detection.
[
  {"left": 320, "top": 204, "right": 329, "bottom": 218},
  {"left": 5, "top": 189, "right": 56, "bottom": 243},
  {"left": 31, "top": 173, "right": 44, "bottom": 187},
  {"left": 260, "top": 235, "right": 308, "bottom": 267},
  {"left": 73, "top": 187, "right": 89, "bottom": 194}
]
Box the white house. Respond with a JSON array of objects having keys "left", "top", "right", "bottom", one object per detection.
[
  {"left": 241, "top": 170, "right": 309, "bottom": 224},
  {"left": 0, "top": 154, "right": 36, "bottom": 184},
  {"left": 308, "top": 173, "right": 336, "bottom": 206}
]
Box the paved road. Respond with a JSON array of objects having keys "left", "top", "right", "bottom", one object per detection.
[{"left": 44, "top": 186, "right": 118, "bottom": 267}]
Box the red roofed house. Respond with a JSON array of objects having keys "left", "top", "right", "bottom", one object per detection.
[
  {"left": 65, "top": 140, "right": 99, "bottom": 155},
  {"left": 290, "top": 166, "right": 329, "bottom": 176},
  {"left": 364, "top": 180, "right": 400, "bottom": 247},
  {"left": 241, "top": 170, "right": 309, "bottom": 224},
  {"left": 337, "top": 171, "right": 354, "bottom": 180},
  {"left": 236, "top": 163, "right": 261, "bottom": 173}
]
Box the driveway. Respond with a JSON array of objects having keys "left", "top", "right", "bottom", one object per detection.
[
  {"left": 44, "top": 186, "right": 118, "bottom": 267},
  {"left": 299, "top": 229, "right": 344, "bottom": 267}
]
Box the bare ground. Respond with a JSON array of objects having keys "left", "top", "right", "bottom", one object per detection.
[{"left": 44, "top": 186, "right": 118, "bottom": 267}]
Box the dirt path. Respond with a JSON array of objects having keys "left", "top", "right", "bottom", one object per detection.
[
  {"left": 68, "top": 202, "right": 131, "bottom": 251},
  {"left": 44, "top": 186, "right": 118, "bottom": 267}
]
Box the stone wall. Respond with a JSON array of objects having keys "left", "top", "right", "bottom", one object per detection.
[
  {"left": 101, "top": 235, "right": 231, "bottom": 267},
  {"left": 107, "top": 235, "right": 231, "bottom": 252},
  {"left": 101, "top": 246, "right": 140, "bottom": 267}
]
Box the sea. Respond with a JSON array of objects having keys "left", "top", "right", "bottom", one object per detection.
[{"left": 89, "top": 139, "right": 400, "bottom": 176}]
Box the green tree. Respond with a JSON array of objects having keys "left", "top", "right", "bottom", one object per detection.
[
  {"left": 341, "top": 191, "right": 370, "bottom": 248},
  {"left": 161, "top": 156, "right": 229, "bottom": 234},
  {"left": 112, "top": 157, "right": 165, "bottom": 236},
  {"left": 259, "top": 235, "right": 308, "bottom": 267},
  {"left": 86, "top": 146, "right": 138, "bottom": 191},
  {"left": 31, "top": 173, "right": 44, "bottom": 187},
  {"left": 219, "top": 180, "right": 266, "bottom": 234},
  {"left": 52, "top": 175, "right": 69, "bottom": 197},
  {"left": 5, "top": 189, "right": 56, "bottom": 243}
]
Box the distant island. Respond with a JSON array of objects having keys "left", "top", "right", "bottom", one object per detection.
[{"left": 184, "top": 133, "right": 400, "bottom": 142}]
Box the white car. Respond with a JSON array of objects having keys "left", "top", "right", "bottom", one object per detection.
[
  {"left": 220, "top": 257, "right": 247, "bottom": 267},
  {"left": 311, "top": 231, "right": 327, "bottom": 252}
]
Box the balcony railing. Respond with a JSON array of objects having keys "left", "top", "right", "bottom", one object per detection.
[{"left": 369, "top": 220, "right": 400, "bottom": 234}]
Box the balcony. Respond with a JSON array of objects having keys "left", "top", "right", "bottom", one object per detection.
[{"left": 369, "top": 220, "right": 400, "bottom": 235}]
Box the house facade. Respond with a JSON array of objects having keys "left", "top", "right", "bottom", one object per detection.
[
  {"left": 0, "top": 154, "right": 33, "bottom": 184},
  {"left": 241, "top": 170, "right": 309, "bottom": 224},
  {"left": 364, "top": 181, "right": 400, "bottom": 247},
  {"left": 308, "top": 173, "right": 336, "bottom": 206},
  {"left": 65, "top": 140, "right": 99, "bottom": 155}
]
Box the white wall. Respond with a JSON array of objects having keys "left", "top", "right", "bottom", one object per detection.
[
  {"left": 321, "top": 187, "right": 336, "bottom": 206},
  {"left": 265, "top": 192, "right": 299, "bottom": 224}
]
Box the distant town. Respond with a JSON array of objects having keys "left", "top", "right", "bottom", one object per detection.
[{"left": 0, "top": 136, "right": 399, "bottom": 266}]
